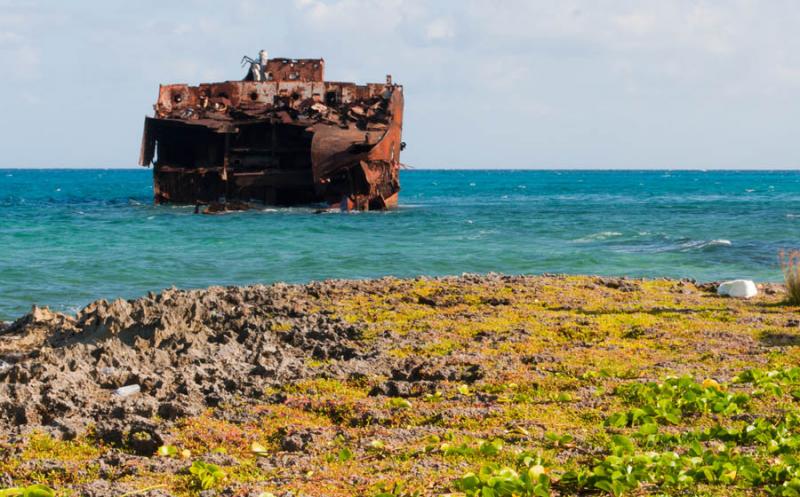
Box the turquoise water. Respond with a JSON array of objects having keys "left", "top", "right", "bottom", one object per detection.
[{"left": 1, "top": 169, "right": 799, "bottom": 320}]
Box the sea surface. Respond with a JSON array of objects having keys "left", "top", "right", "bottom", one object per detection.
[{"left": 1, "top": 169, "right": 799, "bottom": 320}]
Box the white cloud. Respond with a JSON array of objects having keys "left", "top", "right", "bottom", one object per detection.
[
  {"left": 3, "top": 0, "right": 800, "bottom": 168},
  {"left": 21, "top": 90, "right": 40, "bottom": 105},
  {"left": 0, "top": 38, "right": 39, "bottom": 79},
  {"left": 425, "top": 17, "right": 455, "bottom": 41},
  {"left": 292, "top": 0, "right": 410, "bottom": 33},
  {"left": 0, "top": 6, "right": 45, "bottom": 80},
  {"left": 0, "top": 30, "right": 21, "bottom": 44},
  {"left": 613, "top": 12, "right": 655, "bottom": 36}
]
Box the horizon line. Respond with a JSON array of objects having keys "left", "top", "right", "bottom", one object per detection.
[{"left": 2, "top": 167, "right": 799, "bottom": 172}]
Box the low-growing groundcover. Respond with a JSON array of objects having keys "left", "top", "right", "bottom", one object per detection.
[
  {"left": 456, "top": 370, "right": 800, "bottom": 496},
  {"left": 1, "top": 275, "right": 799, "bottom": 496}
]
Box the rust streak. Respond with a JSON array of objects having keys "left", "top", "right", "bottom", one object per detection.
[{"left": 139, "top": 54, "right": 404, "bottom": 211}]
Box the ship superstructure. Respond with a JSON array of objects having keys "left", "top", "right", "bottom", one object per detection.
[{"left": 139, "top": 52, "right": 404, "bottom": 210}]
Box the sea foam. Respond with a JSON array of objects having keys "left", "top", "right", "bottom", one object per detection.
[
  {"left": 679, "top": 239, "right": 732, "bottom": 251},
  {"left": 574, "top": 231, "right": 623, "bottom": 243}
]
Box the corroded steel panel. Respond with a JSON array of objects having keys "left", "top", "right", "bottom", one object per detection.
[
  {"left": 265, "top": 58, "right": 324, "bottom": 82},
  {"left": 141, "top": 56, "right": 403, "bottom": 211}
]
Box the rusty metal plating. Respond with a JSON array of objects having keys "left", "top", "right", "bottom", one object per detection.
[{"left": 139, "top": 56, "right": 404, "bottom": 211}]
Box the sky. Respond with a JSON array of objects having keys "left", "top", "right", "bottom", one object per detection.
[{"left": 1, "top": 0, "right": 800, "bottom": 169}]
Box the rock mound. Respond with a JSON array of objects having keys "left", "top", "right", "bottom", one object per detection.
[{"left": 0, "top": 284, "right": 372, "bottom": 438}]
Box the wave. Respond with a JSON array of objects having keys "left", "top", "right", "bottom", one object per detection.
[
  {"left": 620, "top": 237, "right": 733, "bottom": 254},
  {"left": 678, "top": 239, "right": 732, "bottom": 251},
  {"left": 574, "top": 231, "right": 623, "bottom": 243}
]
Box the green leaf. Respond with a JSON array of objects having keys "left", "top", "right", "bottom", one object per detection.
[
  {"left": 479, "top": 439, "right": 503, "bottom": 456},
  {"left": 337, "top": 447, "right": 353, "bottom": 462},
  {"left": 458, "top": 473, "right": 480, "bottom": 491},
  {"left": 157, "top": 444, "right": 178, "bottom": 457},
  {"left": 637, "top": 423, "right": 658, "bottom": 436},
  {"left": 610, "top": 435, "right": 634, "bottom": 455},
  {"left": 594, "top": 479, "right": 615, "bottom": 495},
  {"left": 387, "top": 397, "right": 412, "bottom": 409},
  {"left": 606, "top": 412, "right": 628, "bottom": 428},
  {"left": 188, "top": 460, "right": 225, "bottom": 490},
  {"left": 22, "top": 486, "right": 55, "bottom": 497},
  {"left": 533, "top": 485, "right": 549, "bottom": 497}
]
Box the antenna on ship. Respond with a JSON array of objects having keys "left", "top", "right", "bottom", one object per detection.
[{"left": 241, "top": 49, "right": 269, "bottom": 81}]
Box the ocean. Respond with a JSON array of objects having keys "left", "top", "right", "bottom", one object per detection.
[{"left": 1, "top": 169, "right": 798, "bottom": 320}]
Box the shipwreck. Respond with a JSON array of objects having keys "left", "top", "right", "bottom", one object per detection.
[{"left": 139, "top": 50, "right": 404, "bottom": 210}]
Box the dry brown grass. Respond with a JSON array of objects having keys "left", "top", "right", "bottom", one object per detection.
[{"left": 780, "top": 250, "right": 800, "bottom": 305}]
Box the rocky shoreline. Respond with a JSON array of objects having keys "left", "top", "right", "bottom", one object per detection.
[
  {"left": 0, "top": 281, "right": 389, "bottom": 439},
  {"left": 0, "top": 274, "right": 796, "bottom": 496}
]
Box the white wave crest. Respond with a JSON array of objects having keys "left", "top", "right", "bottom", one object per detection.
[
  {"left": 679, "top": 239, "right": 732, "bottom": 251},
  {"left": 574, "top": 231, "right": 623, "bottom": 243}
]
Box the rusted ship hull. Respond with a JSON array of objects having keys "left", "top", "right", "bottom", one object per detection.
[{"left": 139, "top": 58, "right": 403, "bottom": 210}]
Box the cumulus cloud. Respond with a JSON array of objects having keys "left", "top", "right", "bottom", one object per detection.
[
  {"left": 0, "top": 8, "right": 41, "bottom": 79},
  {"left": 3, "top": 43, "right": 39, "bottom": 78},
  {"left": 292, "top": 0, "right": 410, "bottom": 33},
  {"left": 1, "top": 0, "right": 800, "bottom": 168},
  {"left": 613, "top": 12, "right": 655, "bottom": 36},
  {"left": 425, "top": 17, "right": 455, "bottom": 41}
]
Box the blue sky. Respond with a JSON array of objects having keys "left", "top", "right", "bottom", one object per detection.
[{"left": 2, "top": 0, "right": 800, "bottom": 169}]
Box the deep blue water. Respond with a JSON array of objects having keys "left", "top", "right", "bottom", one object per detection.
[{"left": 1, "top": 169, "right": 799, "bottom": 320}]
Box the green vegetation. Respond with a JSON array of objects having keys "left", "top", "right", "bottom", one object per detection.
[
  {"left": 386, "top": 397, "right": 413, "bottom": 409},
  {"left": 2, "top": 275, "right": 799, "bottom": 496},
  {"left": 456, "top": 454, "right": 550, "bottom": 497},
  {"left": 0, "top": 486, "right": 55, "bottom": 497},
  {"left": 455, "top": 368, "right": 800, "bottom": 496},
  {"left": 187, "top": 461, "right": 225, "bottom": 491},
  {"left": 605, "top": 376, "right": 749, "bottom": 427},
  {"left": 781, "top": 250, "right": 800, "bottom": 305}
]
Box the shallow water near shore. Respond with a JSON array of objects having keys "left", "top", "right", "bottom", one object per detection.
[{"left": 1, "top": 168, "right": 799, "bottom": 320}]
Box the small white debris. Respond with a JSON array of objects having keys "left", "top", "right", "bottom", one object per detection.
[
  {"left": 99, "top": 367, "right": 116, "bottom": 375},
  {"left": 717, "top": 280, "right": 758, "bottom": 299},
  {"left": 0, "top": 360, "right": 11, "bottom": 373},
  {"left": 113, "top": 384, "right": 141, "bottom": 397}
]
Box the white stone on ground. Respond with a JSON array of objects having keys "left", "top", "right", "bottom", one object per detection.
[{"left": 717, "top": 280, "right": 758, "bottom": 299}]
